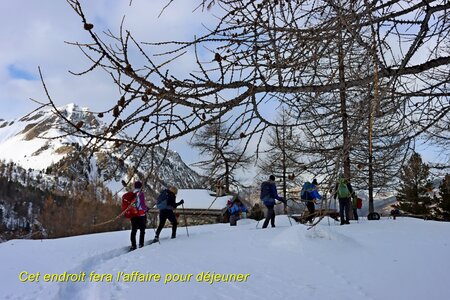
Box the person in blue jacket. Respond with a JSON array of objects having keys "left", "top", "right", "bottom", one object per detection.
[
  {"left": 228, "top": 197, "right": 247, "bottom": 226},
  {"left": 301, "top": 179, "right": 322, "bottom": 224},
  {"left": 260, "top": 175, "right": 286, "bottom": 228}
]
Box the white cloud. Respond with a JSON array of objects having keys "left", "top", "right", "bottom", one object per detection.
[
  {"left": 0, "top": 0, "right": 223, "bottom": 168},
  {"left": 0, "top": 0, "right": 218, "bottom": 117}
]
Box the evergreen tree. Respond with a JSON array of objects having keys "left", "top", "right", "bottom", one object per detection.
[
  {"left": 396, "top": 153, "right": 434, "bottom": 215},
  {"left": 437, "top": 174, "right": 450, "bottom": 220}
]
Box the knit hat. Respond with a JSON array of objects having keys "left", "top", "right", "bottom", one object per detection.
[
  {"left": 134, "top": 181, "right": 142, "bottom": 189},
  {"left": 169, "top": 186, "right": 178, "bottom": 194},
  {"left": 269, "top": 175, "right": 275, "bottom": 181},
  {"left": 312, "top": 179, "right": 318, "bottom": 185}
]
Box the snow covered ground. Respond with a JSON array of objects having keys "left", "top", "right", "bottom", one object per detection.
[{"left": 1, "top": 217, "right": 449, "bottom": 300}]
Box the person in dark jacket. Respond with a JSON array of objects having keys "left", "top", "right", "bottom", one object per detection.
[
  {"left": 351, "top": 192, "right": 359, "bottom": 221},
  {"left": 130, "top": 181, "right": 149, "bottom": 251},
  {"left": 153, "top": 186, "right": 184, "bottom": 242},
  {"left": 390, "top": 208, "right": 400, "bottom": 220},
  {"left": 260, "top": 175, "right": 285, "bottom": 228},
  {"left": 334, "top": 174, "right": 353, "bottom": 225}
]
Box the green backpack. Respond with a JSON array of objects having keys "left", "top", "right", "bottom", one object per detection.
[{"left": 337, "top": 180, "right": 351, "bottom": 198}]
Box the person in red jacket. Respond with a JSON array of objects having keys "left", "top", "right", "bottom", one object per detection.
[{"left": 130, "top": 181, "right": 149, "bottom": 251}]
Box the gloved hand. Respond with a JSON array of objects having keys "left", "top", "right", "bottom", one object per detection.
[{"left": 178, "top": 199, "right": 185, "bottom": 205}]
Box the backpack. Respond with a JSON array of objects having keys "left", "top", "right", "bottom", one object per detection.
[
  {"left": 337, "top": 180, "right": 351, "bottom": 198},
  {"left": 121, "top": 192, "right": 139, "bottom": 219},
  {"left": 260, "top": 181, "right": 272, "bottom": 200},
  {"left": 228, "top": 201, "right": 239, "bottom": 215},
  {"left": 301, "top": 182, "right": 314, "bottom": 200},
  {"left": 356, "top": 198, "right": 362, "bottom": 209},
  {"left": 156, "top": 189, "right": 169, "bottom": 209}
]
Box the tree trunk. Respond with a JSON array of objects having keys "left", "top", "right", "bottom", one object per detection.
[
  {"left": 224, "top": 162, "right": 230, "bottom": 194},
  {"left": 368, "top": 108, "right": 375, "bottom": 213},
  {"left": 338, "top": 33, "right": 351, "bottom": 180},
  {"left": 338, "top": 30, "right": 353, "bottom": 220}
]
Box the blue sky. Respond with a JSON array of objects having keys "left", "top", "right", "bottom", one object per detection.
[{"left": 7, "top": 65, "right": 36, "bottom": 81}]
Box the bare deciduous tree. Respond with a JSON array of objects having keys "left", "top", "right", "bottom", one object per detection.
[
  {"left": 189, "top": 119, "right": 252, "bottom": 193},
  {"left": 38, "top": 0, "right": 449, "bottom": 206},
  {"left": 258, "top": 110, "right": 304, "bottom": 200}
]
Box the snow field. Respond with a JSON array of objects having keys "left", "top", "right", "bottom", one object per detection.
[{"left": 1, "top": 216, "right": 450, "bottom": 300}]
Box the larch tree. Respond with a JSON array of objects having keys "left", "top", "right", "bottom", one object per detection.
[
  {"left": 36, "top": 0, "right": 450, "bottom": 222},
  {"left": 189, "top": 119, "right": 252, "bottom": 193},
  {"left": 258, "top": 110, "right": 304, "bottom": 201}
]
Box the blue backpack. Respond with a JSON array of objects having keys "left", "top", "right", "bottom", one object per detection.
[
  {"left": 156, "top": 189, "right": 169, "bottom": 209},
  {"left": 260, "top": 181, "right": 272, "bottom": 200},
  {"left": 301, "top": 182, "right": 314, "bottom": 200}
]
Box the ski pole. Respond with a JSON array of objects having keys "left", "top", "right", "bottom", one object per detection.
[
  {"left": 149, "top": 209, "right": 160, "bottom": 244},
  {"left": 181, "top": 202, "right": 189, "bottom": 237},
  {"left": 284, "top": 199, "right": 294, "bottom": 226},
  {"left": 284, "top": 201, "right": 293, "bottom": 226}
]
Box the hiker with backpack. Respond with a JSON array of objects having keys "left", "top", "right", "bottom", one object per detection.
[
  {"left": 351, "top": 192, "right": 360, "bottom": 221},
  {"left": 300, "top": 179, "right": 322, "bottom": 224},
  {"left": 129, "top": 181, "right": 149, "bottom": 251},
  {"left": 228, "top": 197, "right": 247, "bottom": 226},
  {"left": 153, "top": 186, "right": 184, "bottom": 242},
  {"left": 334, "top": 174, "right": 353, "bottom": 225},
  {"left": 260, "top": 175, "right": 286, "bottom": 228}
]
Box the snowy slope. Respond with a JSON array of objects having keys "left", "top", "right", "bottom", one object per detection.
[
  {"left": 1, "top": 217, "right": 449, "bottom": 300},
  {"left": 0, "top": 104, "right": 206, "bottom": 241}
]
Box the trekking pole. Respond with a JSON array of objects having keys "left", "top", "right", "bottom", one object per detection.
[
  {"left": 287, "top": 214, "right": 293, "bottom": 226},
  {"left": 285, "top": 199, "right": 293, "bottom": 226},
  {"left": 181, "top": 202, "right": 189, "bottom": 237},
  {"left": 149, "top": 209, "right": 160, "bottom": 244}
]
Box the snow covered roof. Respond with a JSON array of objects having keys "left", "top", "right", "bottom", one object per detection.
[{"left": 177, "top": 189, "right": 233, "bottom": 210}]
